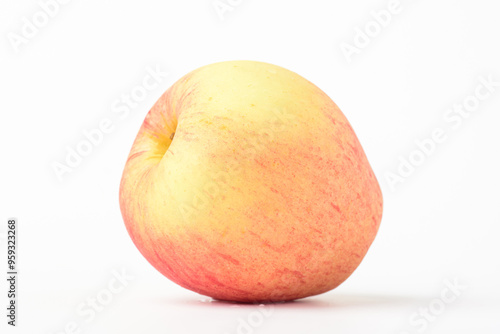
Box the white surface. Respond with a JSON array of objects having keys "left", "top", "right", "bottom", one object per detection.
[{"left": 1, "top": 0, "right": 499, "bottom": 333}]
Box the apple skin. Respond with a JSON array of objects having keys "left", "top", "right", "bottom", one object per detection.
[{"left": 119, "top": 60, "right": 383, "bottom": 302}]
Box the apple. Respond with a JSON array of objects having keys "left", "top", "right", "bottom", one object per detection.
[{"left": 119, "top": 60, "right": 383, "bottom": 302}]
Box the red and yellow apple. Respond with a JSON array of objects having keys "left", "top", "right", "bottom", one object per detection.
[{"left": 119, "top": 60, "right": 383, "bottom": 302}]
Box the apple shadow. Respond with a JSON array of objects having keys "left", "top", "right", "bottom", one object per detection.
[{"left": 168, "top": 292, "right": 425, "bottom": 310}]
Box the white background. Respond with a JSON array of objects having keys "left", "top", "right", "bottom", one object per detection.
[{"left": 1, "top": 0, "right": 499, "bottom": 333}]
